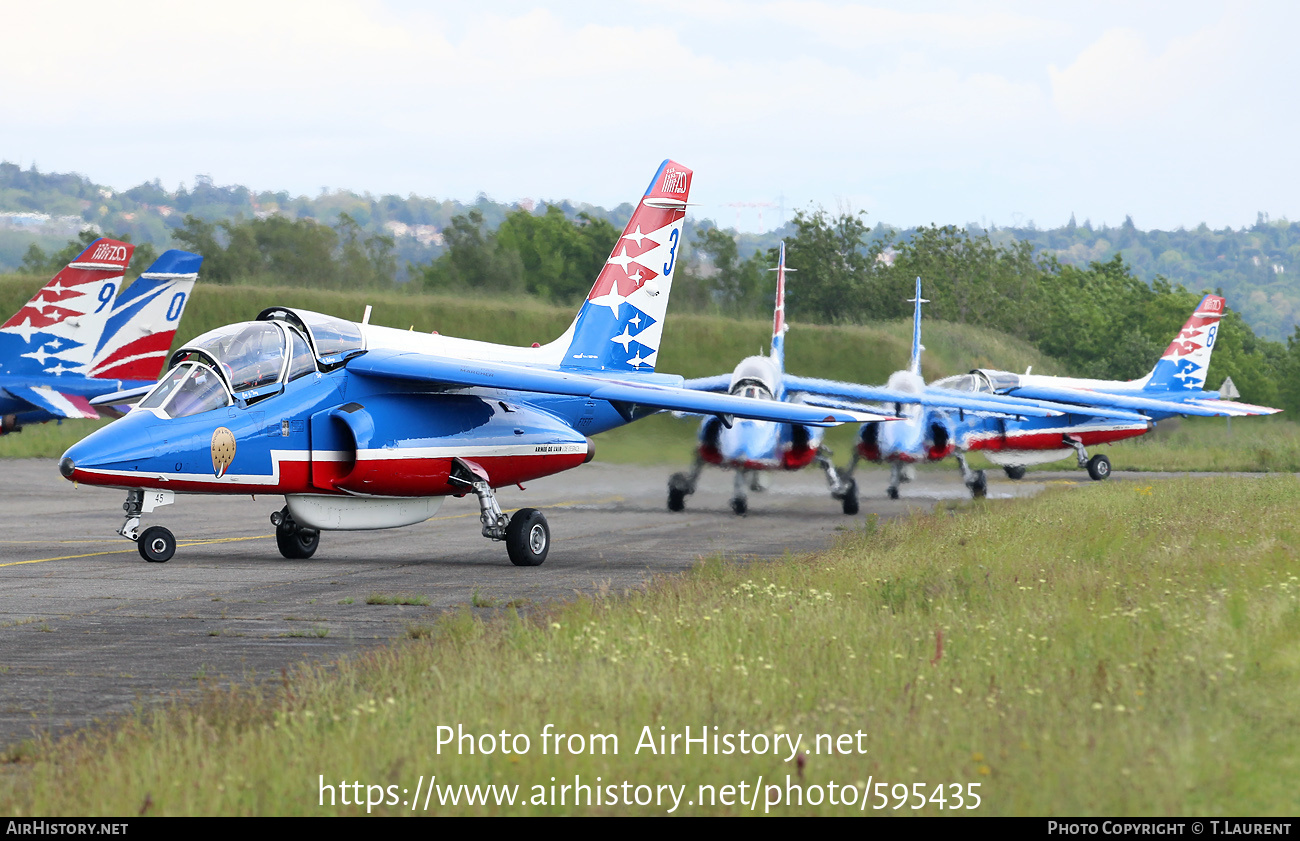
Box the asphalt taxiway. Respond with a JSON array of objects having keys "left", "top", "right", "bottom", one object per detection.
[{"left": 0, "top": 457, "right": 1069, "bottom": 747}]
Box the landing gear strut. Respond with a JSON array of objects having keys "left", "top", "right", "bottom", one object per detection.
[
  {"left": 1066, "top": 435, "right": 1111, "bottom": 481},
  {"left": 119, "top": 488, "right": 177, "bottom": 563},
  {"left": 667, "top": 456, "right": 704, "bottom": 512},
  {"left": 453, "top": 458, "right": 550, "bottom": 566},
  {"left": 956, "top": 453, "right": 987, "bottom": 498},
  {"left": 817, "top": 446, "right": 858, "bottom": 515}
]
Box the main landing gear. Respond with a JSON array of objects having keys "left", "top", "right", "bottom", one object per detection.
[
  {"left": 817, "top": 447, "right": 859, "bottom": 515},
  {"left": 667, "top": 457, "right": 704, "bottom": 512},
  {"left": 270, "top": 507, "right": 320, "bottom": 559},
  {"left": 453, "top": 459, "right": 549, "bottom": 566},
  {"left": 1065, "top": 435, "right": 1112, "bottom": 481}
]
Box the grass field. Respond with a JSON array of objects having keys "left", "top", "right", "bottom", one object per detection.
[{"left": 2, "top": 476, "right": 1297, "bottom": 815}]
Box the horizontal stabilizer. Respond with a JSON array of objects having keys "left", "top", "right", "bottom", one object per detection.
[{"left": 5, "top": 385, "right": 99, "bottom": 419}]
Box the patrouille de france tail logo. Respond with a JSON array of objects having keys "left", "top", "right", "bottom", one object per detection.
[{"left": 211, "top": 427, "right": 236, "bottom": 478}]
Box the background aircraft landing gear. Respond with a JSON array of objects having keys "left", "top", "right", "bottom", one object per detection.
[
  {"left": 667, "top": 458, "right": 703, "bottom": 512},
  {"left": 1086, "top": 454, "right": 1111, "bottom": 481},
  {"left": 272, "top": 507, "right": 320, "bottom": 559},
  {"left": 1003, "top": 465, "right": 1026, "bottom": 480},
  {"left": 506, "top": 508, "right": 549, "bottom": 566},
  {"left": 138, "top": 526, "right": 175, "bottom": 563},
  {"left": 969, "top": 470, "right": 988, "bottom": 498},
  {"left": 730, "top": 470, "right": 750, "bottom": 516},
  {"left": 839, "top": 479, "right": 859, "bottom": 515}
]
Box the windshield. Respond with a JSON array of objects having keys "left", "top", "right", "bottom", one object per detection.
[
  {"left": 730, "top": 382, "right": 774, "bottom": 401},
  {"left": 175, "top": 322, "right": 288, "bottom": 393},
  {"left": 139, "top": 362, "right": 232, "bottom": 418}
]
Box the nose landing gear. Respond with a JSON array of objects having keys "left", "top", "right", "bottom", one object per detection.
[{"left": 118, "top": 489, "right": 177, "bottom": 562}]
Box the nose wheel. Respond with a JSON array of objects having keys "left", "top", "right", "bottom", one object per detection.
[{"left": 138, "top": 526, "right": 176, "bottom": 563}]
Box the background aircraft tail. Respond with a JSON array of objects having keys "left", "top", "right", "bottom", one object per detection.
[
  {"left": 0, "top": 238, "right": 134, "bottom": 376},
  {"left": 1141, "top": 294, "right": 1225, "bottom": 392},
  {"left": 769, "top": 241, "right": 791, "bottom": 371},
  {"left": 908, "top": 276, "right": 927, "bottom": 376},
  {"left": 89, "top": 250, "right": 202, "bottom": 381},
  {"left": 547, "top": 160, "right": 692, "bottom": 372}
]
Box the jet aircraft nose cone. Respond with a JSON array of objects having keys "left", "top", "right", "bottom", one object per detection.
[{"left": 59, "top": 457, "right": 75, "bottom": 479}]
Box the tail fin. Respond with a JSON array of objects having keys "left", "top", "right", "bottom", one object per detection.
[
  {"left": 89, "top": 250, "right": 202, "bottom": 381},
  {"left": 546, "top": 160, "right": 692, "bottom": 372},
  {"left": 908, "top": 276, "right": 928, "bottom": 376},
  {"left": 1142, "top": 294, "right": 1224, "bottom": 392},
  {"left": 769, "top": 241, "right": 792, "bottom": 371},
  {"left": 0, "top": 238, "right": 134, "bottom": 376}
]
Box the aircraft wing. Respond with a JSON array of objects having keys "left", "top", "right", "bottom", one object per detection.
[
  {"left": 999, "top": 383, "right": 1278, "bottom": 419},
  {"left": 782, "top": 374, "right": 1067, "bottom": 419},
  {"left": 347, "top": 350, "right": 893, "bottom": 427},
  {"left": 3, "top": 384, "right": 100, "bottom": 420}
]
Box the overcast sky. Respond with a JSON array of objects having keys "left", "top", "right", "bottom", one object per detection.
[{"left": 4, "top": 1, "right": 1295, "bottom": 232}]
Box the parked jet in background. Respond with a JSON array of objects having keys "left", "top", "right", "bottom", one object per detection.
[
  {"left": 59, "top": 160, "right": 879, "bottom": 566},
  {"left": 780, "top": 279, "right": 1151, "bottom": 499},
  {"left": 666, "top": 243, "right": 890, "bottom": 515},
  {"left": 0, "top": 241, "right": 200, "bottom": 433},
  {"left": 936, "top": 294, "right": 1280, "bottom": 479}
]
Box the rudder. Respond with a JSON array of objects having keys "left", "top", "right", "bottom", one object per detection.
[{"left": 548, "top": 160, "right": 692, "bottom": 372}]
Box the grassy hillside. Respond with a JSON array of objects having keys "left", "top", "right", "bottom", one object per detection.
[
  {"left": 4, "top": 477, "right": 1297, "bottom": 815},
  {"left": 0, "top": 275, "right": 1066, "bottom": 461}
]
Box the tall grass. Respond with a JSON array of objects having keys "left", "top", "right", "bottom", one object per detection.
[{"left": 4, "top": 477, "right": 1297, "bottom": 815}]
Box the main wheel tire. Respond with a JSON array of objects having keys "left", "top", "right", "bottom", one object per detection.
[
  {"left": 730, "top": 496, "right": 747, "bottom": 516},
  {"left": 887, "top": 486, "right": 900, "bottom": 500},
  {"left": 138, "top": 526, "right": 176, "bottom": 563},
  {"left": 841, "top": 479, "right": 860, "bottom": 515},
  {"left": 970, "top": 470, "right": 988, "bottom": 498},
  {"left": 1086, "top": 454, "right": 1111, "bottom": 481},
  {"left": 506, "top": 508, "right": 549, "bottom": 566},
  {"left": 668, "top": 486, "right": 686, "bottom": 512},
  {"left": 1003, "top": 465, "right": 1027, "bottom": 480},
  {"left": 277, "top": 522, "right": 320, "bottom": 559}
]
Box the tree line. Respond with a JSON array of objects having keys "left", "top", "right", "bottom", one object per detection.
[{"left": 18, "top": 203, "right": 1298, "bottom": 412}]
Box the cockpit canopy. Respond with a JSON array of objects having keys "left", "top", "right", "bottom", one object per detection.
[
  {"left": 931, "top": 369, "right": 1022, "bottom": 395},
  {"left": 257, "top": 307, "right": 365, "bottom": 368},
  {"left": 728, "top": 356, "right": 779, "bottom": 400},
  {"left": 169, "top": 322, "right": 289, "bottom": 395}
]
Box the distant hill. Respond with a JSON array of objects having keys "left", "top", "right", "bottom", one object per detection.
[
  {"left": 0, "top": 162, "right": 632, "bottom": 282},
  {"left": 4, "top": 161, "right": 1299, "bottom": 338}
]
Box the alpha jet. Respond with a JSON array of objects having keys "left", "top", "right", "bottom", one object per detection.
[
  {"left": 1, "top": 240, "right": 199, "bottom": 434},
  {"left": 937, "top": 294, "right": 1280, "bottom": 480},
  {"left": 780, "top": 278, "right": 1150, "bottom": 499},
  {"left": 667, "top": 243, "right": 866, "bottom": 515},
  {"left": 60, "top": 160, "right": 880, "bottom": 565}
]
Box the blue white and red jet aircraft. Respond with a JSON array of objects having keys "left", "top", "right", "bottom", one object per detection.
[
  {"left": 666, "top": 243, "right": 867, "bottom": 515},
  {"left": 933, "top": 293, "right": 1280, "bottom": 480},
  {"left": 59, "top": 160, "right": 884, "bottom": 566},
  {"left": 1, "top": 239, "right": 199, "bottom": 434},
  {"left": 779, "top": 278, "right": 1152, "bottom": 499},
  {"left": 671, "top": 271, "right": 1100, "bottom": 509}
]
